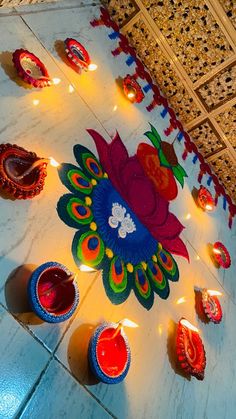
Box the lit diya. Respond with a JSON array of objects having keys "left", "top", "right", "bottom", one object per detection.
[
  {"left": 197, "top": 186, "right": 215, "bottom": 212},
  {"left": 12, "top": 49, "right": 51, "bottom": 88},
  {"left": 201, "top": 289, "right": 223, "bottom": 324},
  {"left": 28, "top": 262, "right": 79, "bottom": 323},
  {"left": 0, "top": 144, "right": 59, "bottom": 199},
  {"left": 123, "top": 75, "right": 144, "bottom": 103},
  {"left": 176, "top": 318, "right": 206, "bottom": 380},
  {"left": 64, "top": 38, "right": 97, "bottom": 72},
  {"left": 88, "top": 319, "right": 137, "bottom": 384},
  {"left": 212, "top": 242, "right": 231, "bottom": 269}
]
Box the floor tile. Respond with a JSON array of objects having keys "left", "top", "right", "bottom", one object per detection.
[
  {"left": 0, "top": 305, "right": 50, "bottom": 419},
  {"left": 19, "top": 359, "right": 111, "bottom": 419}
]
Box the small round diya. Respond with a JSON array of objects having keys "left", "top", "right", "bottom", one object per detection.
[
  {"left": 201, "top": 289, "right": 223, "bottom": 324},
  {"left": 123, "top": 75, "right": 144, "bottom": 103},
  {"left": 88, "top": 322, "right": 131, "bottom": 384},
  {"left": 0, "top": 143, "right": 48, "bottom": 199},
  {"left": 197, "top": 186, "right": 215, "bottom": 212},
  {"left": 28, "top": 262, "right": 79, "bottom": 323},
  {"left": 212, "top": 242, "right": 231, "bottom": 269},
  {"left": 12, "top": 49, "right": 51, "bottom": 88},
  {"left": 176, "top": 318, "right": 206, "bottom": 381},
  {"left": 64, "top": 38, "right": 91, "bottom": 72}
]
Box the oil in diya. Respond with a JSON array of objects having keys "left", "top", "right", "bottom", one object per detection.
[
  {"left": 28, "top": 262, "right": 79, "bottom": 323},
  {"left": 88, "top": 319, "right": 138, "bottom": 384}
]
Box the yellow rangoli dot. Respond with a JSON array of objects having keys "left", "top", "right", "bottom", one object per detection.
[
  {"left": 141, "top": 261, "right": 147, "bottom": 270},
  {"left": 91, "top": 179, "right": 97, "bottom": 186},
  {"left": 85, "top": 197, "right": 92, "bottom": 206},
  {"left": 127, "top": 263, "right": 134, "bottom": 273},
  {"left": 105, "top": 248, "right": 113, "bottom": 258},
  {"left": 152, "top": 255, "right": 157, "bottom": 262},
  {"left": 90, "top": 222, "right": 97, "bottom": 231}
]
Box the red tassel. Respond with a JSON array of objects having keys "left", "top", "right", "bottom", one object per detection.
[
  {"left": 164, "top": 124, "right": 175, "bottom": 136},
  {"left": 214, "top": 192, "right": 219, "bottom": 205},
  {"left": 90, "top": 18, "right": 104, "bottom": 27},
  {"left": 198, "top": 170, "right": 204, "bottom": 183},
  {"left": 146, "top": 100, "right": 157, "bottom": 112},
  {"left": 229, "top": 213, "right": 233, "bottom": 229},
  {"left": 111, "top": 47, "right": 122, "bottom": 56},
  {"left": 182, "top": 149, "right": 188, "bottom": 160}
]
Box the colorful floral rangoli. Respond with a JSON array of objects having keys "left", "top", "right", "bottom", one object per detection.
[{"left": 57, "top": 125, "right": 188, "bottom": 309}]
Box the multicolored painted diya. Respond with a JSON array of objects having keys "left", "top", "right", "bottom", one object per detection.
[
  {"left": 88, "top": 322, "right": 131, "bottom": 384},
  {"left": 201, "top": 289, "right": 223, "bottom": 324},
  {"left": 64, "top": 38, "right": 91, "bottom": 72},
  {"left": 212, "top": 241, "right": 231, "bottom": 269},
  {"left": 57, "top": 125, "right": 189, "bottom": 310},
  {"left": 123, "top": 75, "right": 144, "bottom": 103},
  {"left": 12, "top": 49, "right": 51, "bottom": 88},
  {"left": 0, "top": 143, "right": 48, "bottom": 199},
  {"left": 176, "top": 318, "right": 206, "bottom": 380},
  {"left": 197, "top": 186, "right": 215, "bottom": 212},
  {"left": 28, "top": 262, "right": 79, "bottom": 323}
]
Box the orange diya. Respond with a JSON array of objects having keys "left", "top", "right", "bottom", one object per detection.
[{"left": 176, "top": 318, "right": 206, "bottom": 380}]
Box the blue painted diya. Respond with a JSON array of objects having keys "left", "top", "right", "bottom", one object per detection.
[
  {"left": 28, "top": 262, "right": 79, "bottom": 323},
  {"left": 88, "top": 322, "right": 131, "bottom": 384}
]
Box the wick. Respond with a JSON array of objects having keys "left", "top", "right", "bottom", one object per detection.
[
  {"left": 15, "top": 158, "right": 50, "bottom": 180},
  {"left": 99, "top": 323, "right": 123, "bottom": 343},
  {"left": 38, "top": 274, "right": 75, "bottom": 298}
]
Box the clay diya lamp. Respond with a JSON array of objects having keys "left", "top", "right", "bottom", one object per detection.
[
  {"left": 197, "top": 186, "right": 215, "bottom": 212},
  {"left": 64, "top": 38, "right": 97, "bottom": 73},
  {"left": 28, "top": 262, "right": 79, "bottom": 323},
  {"left": 123, "top": 75, "right": 144, "bottom": 103},
  {"left": 88, "top": 319, "right": 137, "bottom": 384},
  {"left": 212, "top": 242, "right": 231, "bottom": 269},
  {"left": 12, "top": 49, "right": 51, "bottom": 88},
  {"left": 176, "top": 318, "right": 206, "bottom": 380},
  {"left": 0, "top": 144, "right": 59, "bottom": 199},
  {"left": 201, "top": 289, "right": 223, "bottom": 324}
]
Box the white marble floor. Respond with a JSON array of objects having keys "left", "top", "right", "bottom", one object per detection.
[{"left": 0, "top": 2, "right": 235, "bottom": 418}]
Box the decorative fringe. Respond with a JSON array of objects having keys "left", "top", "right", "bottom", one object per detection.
[
  {"left": 160, "top": 108, "right": 168, "bottom": 118},
  {"left": 111, "top": 47, "right": 122, "bottom": 56},
  {"left": 146, "top": 99, "right": 157, "bottom": 112},
  {"left": 143, "top": 83, "right": 152, "bottom": 93},
  {"left": 214, "top": 192, "right": 219, "bottom": 206},
  {"left": 108, "top": 31, "right": 120, "bottom": 39},
  {"left": 182, "top": 148, "right": 188, "bottom": 160},
  {"left": 177, "top": 132, "right": 184, "bottom": 142},
  {"left": 192, "top": 155, "right": 198, "bottom": 164},
  {"left": 198, "top": 170, "right": 204, "bottom": 183},
  {"left": 90, "top": 18, "right": 104, "bottom": 27},
  {"left": 207, "top": 176, "right": 212, "bottom": 186},
  {"left": 223, "top": 196, "right": 227, "bottom": 211},
  {"left": 126, "top": 55, "right": 135, "bottom": 66}
]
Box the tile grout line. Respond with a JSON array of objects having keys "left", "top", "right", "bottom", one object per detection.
[
  {"left": 18, "top": 12, "right": 115, "bottom": 142},
  {"left": 15, "top": 358, "right": 53, "bottom": 419},
  {"left": 52, "top": 271, "right": 101, "bottom": 355},
  {"left": 0, "top": 3, "right": 101, "bottom": 17},
  {"left": 53, "top": 356, "right": 117, "bottom": 419}
]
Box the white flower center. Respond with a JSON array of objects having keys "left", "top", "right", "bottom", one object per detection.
[{"left": 108, "top": 203, "right": 136, "bottom": 239}]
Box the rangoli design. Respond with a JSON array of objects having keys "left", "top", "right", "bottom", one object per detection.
[{"left": 57, "top": 125, "right": 188, "bottom": 309}]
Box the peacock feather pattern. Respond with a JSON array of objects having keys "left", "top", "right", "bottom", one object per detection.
[{"left": 57, "top": 126, "right": 188, "bottom": 310}]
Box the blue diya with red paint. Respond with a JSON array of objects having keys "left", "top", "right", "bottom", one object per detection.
[
  {"left": 88, "top": 322, "right": 131, "bottom": 384},
  {"left": 28, "top": 262, "right": 79, "bottom": 323},
  {"left": 57, "top": 125, "right": 188, "bottom": 310}
]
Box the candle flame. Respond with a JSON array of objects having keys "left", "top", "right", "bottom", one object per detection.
[
  {"left": 33, "top": 99, "right": 40, "bottom": 106},
  {"left": 52, "top": 77, "right": 61, "bottom": 85},
  {"left": 205, "top": 204, "right": 213, "bottom": 211},
  {"left": 113, "top": 105, "right": 118, "bottom": 112},
  {"left": 68, "top": 84, "right": 75, "bottom": 93},
  {"left": 207, "top": 290, "right": 222, "bottom": 297},
  {"left": 176, "top": 296, "right": 186, "bottom": 305},
  {"left": 79, "top": 264, "right": 96, "bottom": 272},
  {"left": 180, "top": 319, "right": 199, "bottom": 333},
  {"left": 88, "top": 63, "right": 97, "bottom": 72},
  {"left": 127, "top": 92, "right": 135, "bottom": 99},
  {"left": 185, "top": 213, "right": 191, "bottom": 220},
  {"left": 158, "top": 324, "right": 163, "bottom": 336},
  {"left": 120, "top": 318, "right": 139, "bottom": 328},
  {"left": 49, "top": 157, "right": 60, "bottom": 168},
  {"left": 213, "top": 248, "right": 221, "bottom": 255}
]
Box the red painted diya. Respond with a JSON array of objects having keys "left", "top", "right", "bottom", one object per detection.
[
  {"left": 123, "top": 75, "right": 144, "bottom": 103},
  {"left": 13, "top": 49, "right": 51, "bottom": 88},
  {"left": 197, "top": 186, "right": 215, "bottom": 212},
  {"left": 64, "top": 38, "right": 96, "bottom": 72},
  {"left": 212, "top": 242, "right": 231, "bottom": 269},
  {"left": 0, "top": 143, "right": 49, "bottom": 199},
  {"left": 88, "top": 322, "right": 131, "bottom": 384},
  {"left": 176, "top": 318, "right": 206, "bottom": 380},
  {"left": 201, "top": 289, "right": 223, "bottom": 324},
  {"left": 28, "top": 262, "right": 79, "bottom": 323}
]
